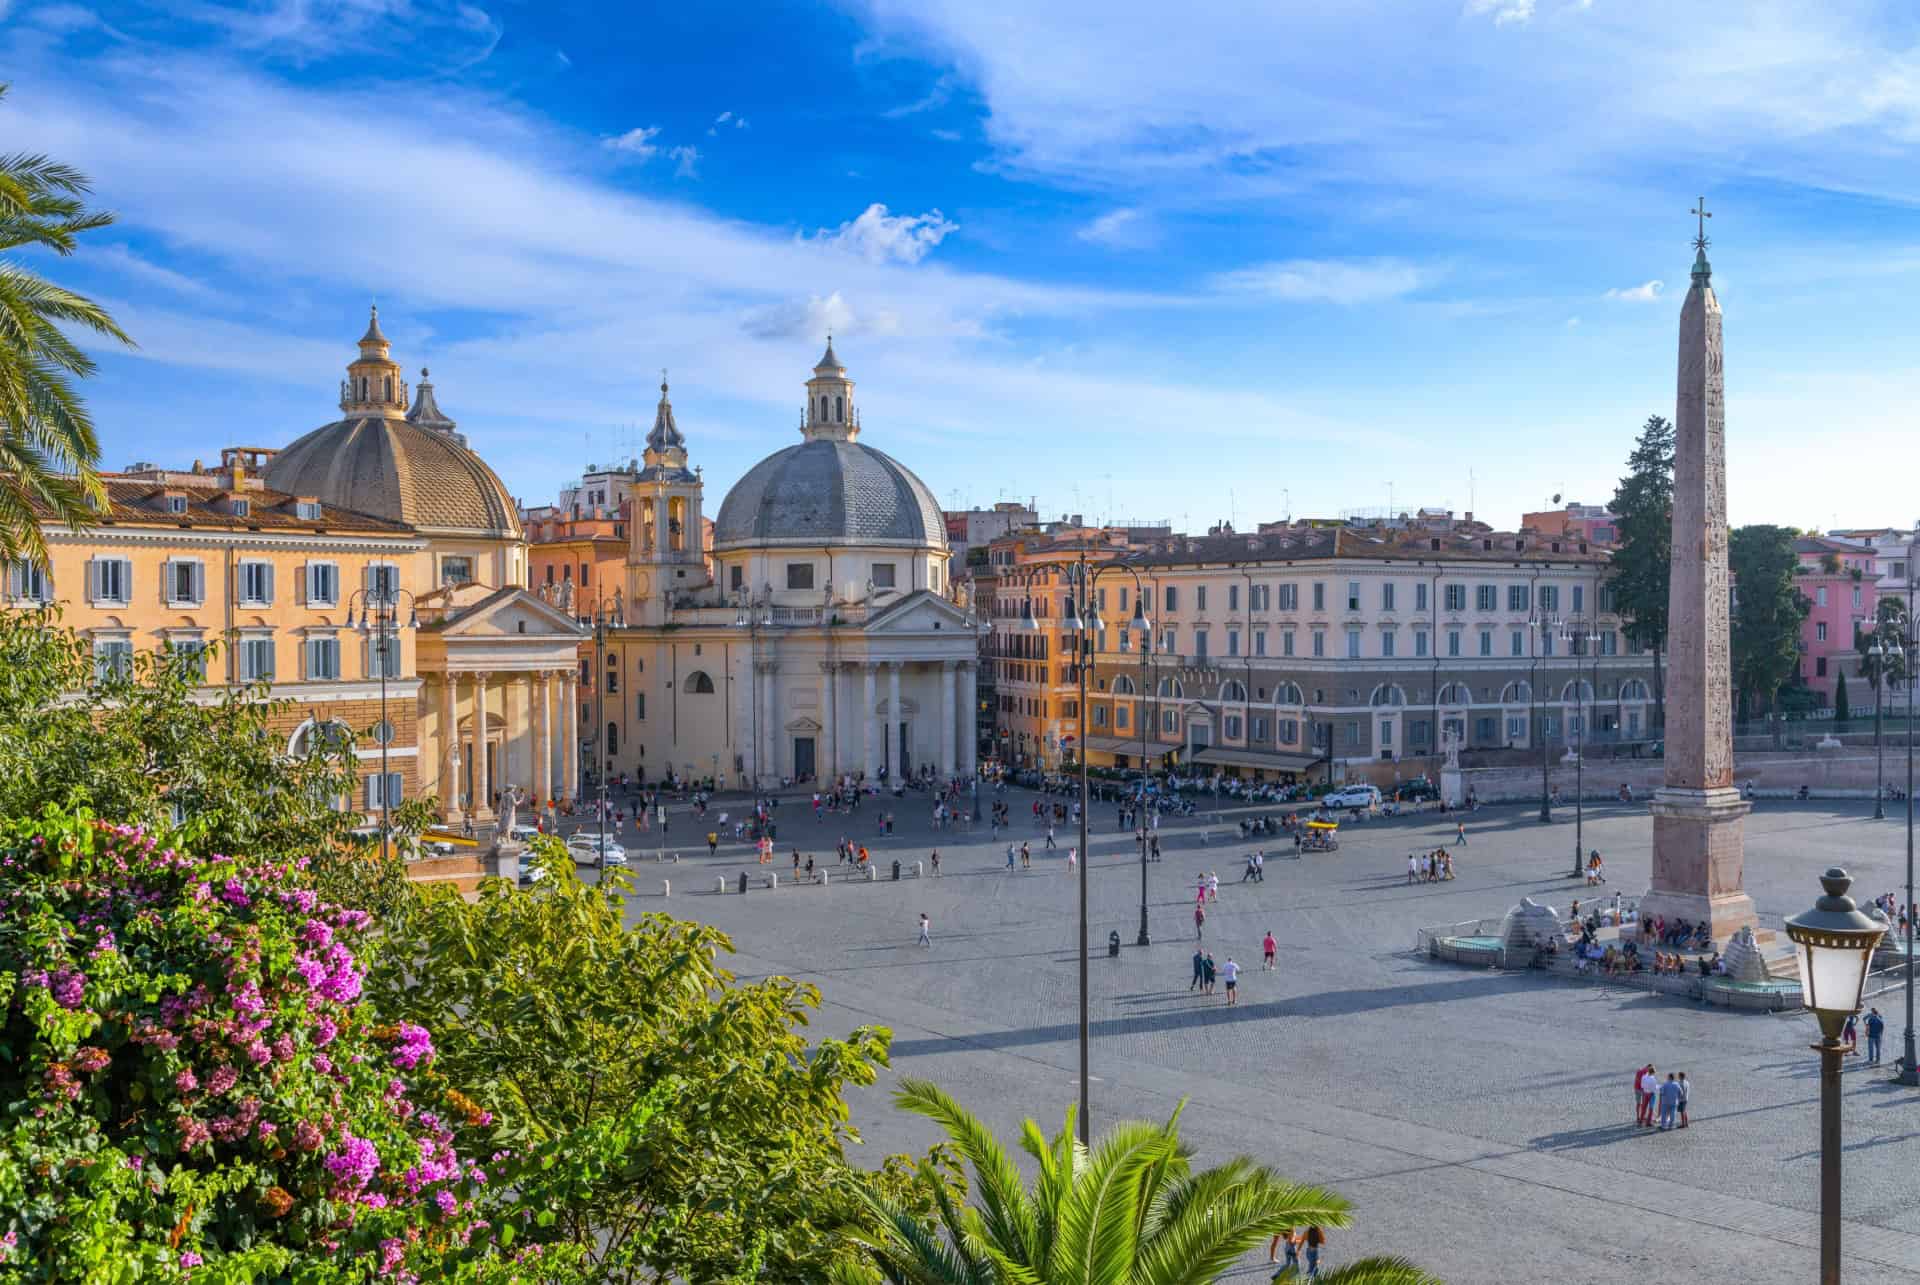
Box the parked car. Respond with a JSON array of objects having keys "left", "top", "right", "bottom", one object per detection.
[
  {"left": 1322, "top": 784, "right": 1382, "bottom": 810},
  {"left": 507, "top": 823, "right": 541, "bottom": 845},
  {"left": 566, "top": 833, "right": 628, "bottom": 867}
]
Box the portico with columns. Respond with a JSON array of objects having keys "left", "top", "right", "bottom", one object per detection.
[{"left": 415, "top": 582, "right": 588, "bottom": 839}]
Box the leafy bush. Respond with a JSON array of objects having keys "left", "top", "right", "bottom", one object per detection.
[{"left": 0, "top": 807, "right": 488, "bottom": 1280}]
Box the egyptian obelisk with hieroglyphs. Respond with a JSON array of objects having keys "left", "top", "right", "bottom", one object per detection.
[{"left": 1641, "top": 203, "right": 1758, "bottom": 942}]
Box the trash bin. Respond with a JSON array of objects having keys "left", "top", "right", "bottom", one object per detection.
[
  {"left": 737, "top": 871, "right": 749, "bottom": 895},
  {"left": 1108, "top": 930, "right": 1121, "bottom": 957},
  {"left": 891, "top": 859, "right": 901, "bottom": 881}
]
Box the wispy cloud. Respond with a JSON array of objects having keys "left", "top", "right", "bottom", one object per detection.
[
  {"left": 603, "top": 125, "right": 661, "bottom": 159},
  {"left": 882, "top": 75, "right": 952, "bottom": 118},
  {"left": 1077, "top": 208, "right": 1155, "bottom": 250},
  {"left": 707, "top": 109, "right": 748, "bottom": 136},
  {"left": 1211, "top": 258, "right": 1432, "bottom": 304},
  {"left": 1462, "top": 0, "right": 1535, "bottom": 26},
  {"left": 90, "top": 244, "right": 229, "bottom": 303},
  {"left": 1603, "top": 279, "right": 1663, "bottom": 302},
  {"left": 669, "top": 144, "right": 699, "bottom": 178},
  {"left": 813, "top": 203, "right": 957, "bottom": 265}
]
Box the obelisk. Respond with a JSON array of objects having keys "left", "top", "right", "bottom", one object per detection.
[{"left": 1642, "top": 202, "right": 1757, "bottom": 942}]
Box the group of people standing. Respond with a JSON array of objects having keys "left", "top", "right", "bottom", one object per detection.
[
  {"left": 1405, "top": 850, "right": 1454, "bottom": 883},
  {"left": 1634, "top": 1064, "right": 1690, "bottom": 1131}
]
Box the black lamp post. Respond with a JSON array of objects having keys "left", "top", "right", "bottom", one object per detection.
[
  {"left": 1561, "top": 617, "right": 1601, "bottom": 877},
  {"left": 1899, "top": 567, "right": 1918, "bottom": 1087},
  {"left": 1784, "top": 867, "right": 1887, "bottom": 1285},
  {"left": 1530, "top": 611, "right": 1561, "bottom": 825},
  {"left": 1870, "top": 637, "right": 1893, "bottom": 821},
  {"left": 1033, "top": 549, "right": 1151, "bottom": 1147},
  {"left": 345, "top": 586, "right": 417, "bottom": 863},
  {"left": 590, "top": 594, "right": 625, "bottom": 864}
]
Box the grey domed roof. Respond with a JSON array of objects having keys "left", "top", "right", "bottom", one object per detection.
[
  {"left": 713, "top": 439, "right": 943, "bottom": 550},
  {"left": 264, "top": 414, "right": 522, "bottom": 539}
]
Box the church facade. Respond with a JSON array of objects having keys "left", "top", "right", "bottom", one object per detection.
[{"left": 565, "top": 343, "right": 984, "bottom": 790}]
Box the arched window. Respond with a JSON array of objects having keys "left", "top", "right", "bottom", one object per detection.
[
  {"left": 1111, "top": 674, "right": 1136, "bottom": 695},
  {"left": 1619, "top": 678, "right": 1650, "bottom": 701},
  {"left": 1501, "top": 679, "right": 1533, "bottom": 704},
  {"left": 1368, "top": 684, "right": 1406, "bottom": 706},
  {"left": 288, "top": 718, "right": 352, "bottom": 759},
  {"left": 835, "top": 395, "right": 844, "bottom": 423},
  {"left": 1220, "top": 679, "right": 1248, "bottom": 702},
  {"left": 684, "top": 670, "right": 716, "bottom": 694},
  {"left": 607, "top": 722, "right": 619, "bottom": 756},
  {"left": 358, "top": 377, "right": 368, "bottom": 401},
  {"left": 1156, "top": 677, "right": 1184, "bottom": 699},
  {"left": 1273, "top": 682, "right": 1304, "bottom": 705},
  {"left": 634, "top": 656, "right": 644, "bottom": 673},
  {"left": 1562, "top": 679, "right": 1595, "bottom": 703},
  {"left": 1437, "top": 682, "right": 1471, "bottom": 705},
  {"left": 383, "top": 375, "right": 393, "bottom": 402}
]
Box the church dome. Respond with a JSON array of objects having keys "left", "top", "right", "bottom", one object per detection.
[
  {"left": 711, "top": 342, "right": 943, "bottom": 552},
  {"left": 263, "top": 313, "right": 522, "bottom": 539}
]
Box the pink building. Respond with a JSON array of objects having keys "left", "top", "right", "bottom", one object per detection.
[
  {"left": 1793, "top": 537, "right": 1878, "bottom": 708},
  {"left": 1521, "top": 502, "right": 1619, "bottom": 546}
]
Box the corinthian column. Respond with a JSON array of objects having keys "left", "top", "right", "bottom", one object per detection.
[
  {"left": 562, "top": 671, "right": 580, "bottom": 803},
  {"left": 438, "top": 674, "right": 462, "bottom": 824},
  {"left": 471, "top": 671, "right": 493, "bottom": 821},
  {"left": 961, "top": 662, "right": 978, "bottom": 776},
  {"left": 888, "top": 661, "right": 903, "bottom": 776},
  {"left": 532, "top": 671, "right": 552, "bottom": 808},
  {"left": 821, "top": 661, "right": 838, "bottom": 779},
  {"left": 939, "top": 660, "right": 957, "bottom": 777},
  {"left": 862, "top": 663, "right": 878, "bottom": 780},
  {"left": 759, "top": 661, "right": 779, "bottom": 785}
]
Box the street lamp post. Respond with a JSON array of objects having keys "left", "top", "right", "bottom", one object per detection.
[
  {"left": 1899, "top": 567, "right": 1918, "bottom": 1087},
  {"left": 1530, "top": 612, "right": 1560, "bottom": 825},
  {"left": 590, "top": 595, "right": 625, "bottom": 864},
  {"left": 1037, "top": 550, "right": 1150, "bottom": 1147},
  {"left": 345, "top": 586, "right": 418, "bottom": 864},
  {"left": 1134, "top": 613, "right": 1153, "bottom": 947},
  {"left": 1561, "top": 618, "right": 1601, "bottom": 878},
  {"left": 1871, "top": 638, "right": 1890, "bottom": 821},
  {"left": 1784, "top": 867, "right": 1887, "bottom": 1285}
]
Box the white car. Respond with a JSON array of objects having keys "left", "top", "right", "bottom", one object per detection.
[
  {"left": 567, "top": 833, "right": 628, "bottom": 867},
  {"left": 1322, "top": 785, "right": 1382, "bottom": 810},
  {"left": 507, "top": 823, "right": 542, "bottom": 845}
]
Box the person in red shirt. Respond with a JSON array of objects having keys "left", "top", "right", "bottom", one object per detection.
[
  {"left": 1635, "top": 1064, "right": 1657, "bottom": 1127},
  {"left": 1263, "top": 930, "right": 1277, "bottom": 970}
]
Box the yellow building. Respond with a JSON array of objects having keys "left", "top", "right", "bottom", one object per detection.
[{"left": 9, "top": 309, "right": 586, "bottom": 861}]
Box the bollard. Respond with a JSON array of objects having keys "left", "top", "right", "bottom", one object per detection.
[
  {"left": 866, "top": 865, "right": 876, "bottom": 881},
  {"left": 821, "top": 870, "right": 829, "bottom": 887},
  {"left": 915, "top": 861, "right": 923, "bottom": 878},
  {"left": 891, "top": 859, "right": 901, "bottom": 881},
  {"left": 738, "top": 871, "right": 749, "bottom": 895},
  {"left": 767, "top": 872, "right": 778, "bottom": 889},
  {"left": 715, "top": 876, "right": 726, "bottom": 894},
  {"left": 1108, "top": 930, "right": 1121, "bottom": 957},
  {"left": 662, "top": 879, "right": 670, "bottom": 898}
]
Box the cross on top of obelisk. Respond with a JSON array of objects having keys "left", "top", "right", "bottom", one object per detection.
[{"left": 1691, "top": 197, "right": 1712, "bottom": 253}]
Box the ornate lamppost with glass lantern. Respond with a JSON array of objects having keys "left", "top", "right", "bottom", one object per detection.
[
  {"left": 345, "top": 585, "right": 417, "bottom": 864},
  {"left": 1784, "top": 867, "right": 1887, "bottom": 1285}
]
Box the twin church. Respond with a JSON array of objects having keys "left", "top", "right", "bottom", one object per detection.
[{"left": 13, "top": 311, "right": 980, "bottom": 845}]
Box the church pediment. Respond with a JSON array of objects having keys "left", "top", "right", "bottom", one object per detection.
[
  {"left": 431, "top": 587, "right": 587, "bottom": 639},
  {"left": 863, "top": 590, "right": 976, "bottom": 636}
]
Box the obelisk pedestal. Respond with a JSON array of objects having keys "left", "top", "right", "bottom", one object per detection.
[{"left": 1640, "top": 219, "right": 1757, "bottom": 944}]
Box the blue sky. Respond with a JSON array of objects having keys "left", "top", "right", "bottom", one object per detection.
[{"left": 12, "top": 0, "right": 1920, "bottom": 531}]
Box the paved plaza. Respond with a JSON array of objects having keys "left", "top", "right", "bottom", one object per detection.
[{"left": 583, "top": 789, "right": 1920, "bottom": 1283}]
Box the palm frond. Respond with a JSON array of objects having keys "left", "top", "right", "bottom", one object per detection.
[
  {"left": 893, "top": 1079, "right": 1039, "bottom": 1266},
  {"left": 1312, "top": 1255, "right": 1445, "bottom": 1285},
  {"left": 1049, "top": 1119, "right": 1177, "bottom": 1284},
  {"left": 1135, "top": 1171, "right": 1354, "bottom": 1285}
]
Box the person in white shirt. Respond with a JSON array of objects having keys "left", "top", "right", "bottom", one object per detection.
[
  {"left": 1408, "top": 853, "right": 1419, "bottom": 884},
  {"left": 1221, "top": 956, "right": 1241, "bottom": 1005},
  {"left": 916, "top": 913, "right": 931, "bottom": 948}
]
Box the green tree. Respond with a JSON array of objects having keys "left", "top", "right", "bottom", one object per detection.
[
  {"left": 1834, "top": 669, "right": 1850, "bottom": 724},
  {"left": 850, "top": 1079, "right": 1436, "bottom": 1285},
  {"left": 1729, "top": 524, "right": 1809, "bottom": 747},
  {"left": 369, "top": 848, "right": 919, "bottom": 1283},
  {"left": 0, "top": 84, "right": 133, "bottom": 568},
  {"left": 1609, "top": 415, "right": 1674, "bottom": 735}
]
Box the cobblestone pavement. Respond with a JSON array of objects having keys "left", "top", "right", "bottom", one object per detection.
[{"left": 593, "top": 788, "right": 1920, "bottom": 1283}]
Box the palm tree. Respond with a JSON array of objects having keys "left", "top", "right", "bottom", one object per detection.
[
  {"left": 847, "top": 1079, "right": 1437, "bottom": 1285},
  {"left": 0, "top": 81, "right": 132, "bottom": 569}
]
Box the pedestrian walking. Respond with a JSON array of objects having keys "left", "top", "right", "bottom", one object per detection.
[
  {"left": 1006, "top": 843, "right": 1016, "bottom": 871},
  {"left": 1407, "top": 853, "right": 1418, "bottom": 885},
  {"left": 1268, "top": 1227, "right": 1297, "bottom": 1270},
  {"left": 1021, "top": 842, "right": 1032, "bottom": 869},
  {"left": 1221, "top": 955, "right": 1241, "bottom": 1005},
  {"left": 1066, "top": 847, "right": 1077, "bottom": 874},
  {"left": 1843, "top": 1012, "right": 1859, "bottom": 1053},
  {"left": 1677, "top": 1071, "right": 1690, "bottom": 1128},
  {"left": 917, "top": 913, "right": 931, "bottom": 947},
  {"left": 1194, "top": 903, "right": 1206, "bottom": 940},
  {"left": 1208, "top": 871, "right": 1220, "bottom": 901},
  {"left": 1455, "top": 821, "right": 1467, "bottom": 847},
  {"left": 1202, "top": 951, "right": 1216, "bottom": 994},
  {"left": 1263, "top": 929, "right": 1277, "bottom": 970},
  {"left": 1190, "top": 947, "right": 1206, "bottom": 992},
  {"left": 1045, "top": 825, "right": 1057, "bottom": 850},
  {"left": 1867, "top": 1008, "right": 1885, "bottom": 1063},
  {"left": 1303, "top": 1226, "right": 1325, "bottom": 1279}
]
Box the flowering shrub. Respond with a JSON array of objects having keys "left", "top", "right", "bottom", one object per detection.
[{"left": 0, "top": 807, "right": 489, "bottom": 1280}]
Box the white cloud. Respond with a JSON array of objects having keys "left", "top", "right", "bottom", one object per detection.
[
  {"left": 814, "top": 203, "right": 957, "bottom": 265},
  {"left": 1077, "top": 208, "right": 1155, "bottom": 250},
  {"left": 1564, "top": 316, "right": 1581, "bottom": 328},
  {"left": 883, "top": 76, "right": 952, "bottom": 118},
  {"left": 90, "top": 245, "right": 229, "bottom": 302},
  {"left": 603, "top": 125, "right": 661, "bottom": 159},
  {"left": 742, "top": 291, "right": 860, "bottom": 341},
  {"left": 669, "top": 144, "right": 699, "bottom": 178},
  {"left": 1211, "top": 258, "right": 1431, "bottom": 304},
  {"left": 1462, "top": 0, "right": 1535, "bottom": 25},
  {"left": 707, "top": 109, "right": 749, "bottom": 136},
  {"left": 1603, "top": 279, "right": 1663, "bottom": 302}
]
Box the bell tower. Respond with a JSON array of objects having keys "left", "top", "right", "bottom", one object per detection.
[
  {"left": 338, "top": 305, "right": 408, "bottom": 418},
  {"left": 626, "top": 374, "right": 706, "bottom": 624}
]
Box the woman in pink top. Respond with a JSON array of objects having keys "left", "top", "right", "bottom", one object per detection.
[{"left": 1263, "top": 931, "right": 1277, "bottom": 970}]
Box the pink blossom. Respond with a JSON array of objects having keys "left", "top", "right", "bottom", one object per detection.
[
  {"left": 207, "top": 1065, "right": 238, "bottom": 1096},
  {"left": 50, "top": 969, "right": 86, "bottom": 1009},
  {"left": 174, "top": 1067, "right": 198, "bottom": 1094},
  {"left": 378, "top": 1237, "right": 406, "bottom": 1275},
  {"left": 220, "top": 877, "right": 250, "bottom": 907},
  {"left": 324, "top": 1131, "right": 380, "bottom": 1192},
  {"left": 180, "top": 1251, "right": 203, "bottom": 1269},
  {"left": 178, "top": 1119, "right": 211, "bottom": 1152},
  {"left": 313, "top": 1016, "right": 339, "bottom": 1047},
  {"left": 292, "top": 1120, "right": 323, "bottom": 1151},
  {"left": 299, "top": 918, "right": 334, "bottom": 949},
  {"left": 390, "top": 1023, "right": 434, "bottom": 1071},
  {"left": 272, "top": 1034, "right": 296, "bottom": 1063},
  {"left": 434, "top": 1189, "right": 458, "bottom": 1217}
]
